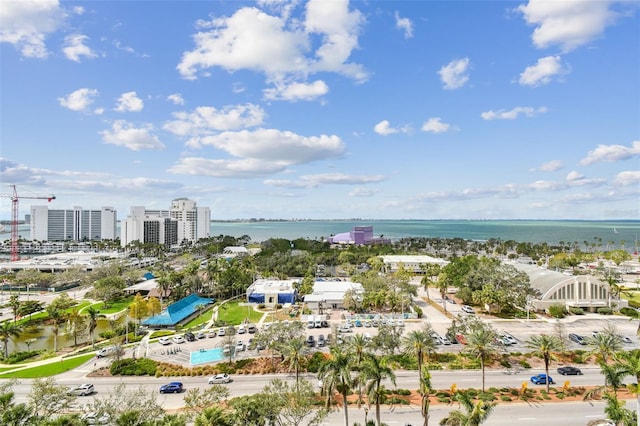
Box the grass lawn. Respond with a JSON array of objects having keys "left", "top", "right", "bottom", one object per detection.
[
  {"left": 622, "top": 289, "right": 640, "bottom": 304},
  {"left": 217, "top": 301, "right": 264, "bottom": 325},
  {"left": 0, "top": 354, "right": 94, "bottom": 378},
  {"left": 183, "top": 309, "right": 213, "bottom": 329},
  {"left": 90, "top": 297, "right": 133, "bottom": 315}
]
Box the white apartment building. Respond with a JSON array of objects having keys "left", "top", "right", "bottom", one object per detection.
[
  {"left": 30, "top": 206, "right": 117, "bottom": 242},
  {"left": 120, "top": 199, "right": 210, "bottom": 247}
]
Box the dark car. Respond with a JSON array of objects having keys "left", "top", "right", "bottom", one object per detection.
[
  {"left": 306, "top": 335, "right": 315, "bottom": 347},
  {"left": 160, "top": 382, "right": 184, "bottom": 394},
  {"left": 530, "top": 374, "right": 554, "bottom": 385},
  {"left": 184, "top": 332, "right": 196, "bottom": 342},
  {"left": 568, "top": 333, "right": 587, "bottom": 345},
  {"left": 317, "top": 334, "right": 326, "bottom": 347},
  {"left": 557, "top": 366, "right": 583, "bottom": 375}
]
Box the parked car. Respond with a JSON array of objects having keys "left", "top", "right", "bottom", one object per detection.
[
  {"left": 158, "top": 337, "right": 171, "bottom": 345},
  {"left": 208, "top": 330, "right": 218, "bottom": 338},
  {"left": 618, "top": 335, "right": 633, "bottom": 344},
  {"left": 67, "top": 383, "right": 94, "bottom": 396},
  {"left": 569, "top": 333, "right": 587, "bottom": 345},
  {"left": 247, "top": 324, "right": 257, "bottom": 334},
  {"left": 355, "top": 319, "right": 363, "bottom": 327},
  {"left": 321, "top": 320, "right": 329, "bottom": 328},
  {"left": 236, "top": 340, "right": 245, "bottom": 352},
  {"left": 217, "top": 328, "right": 226, "bottom": 337},
  {"left": 208, "top": 373, "right": 231, "bottom": 384},
  {"left": 317, "top": 334, "right": 326, "bottom": 347},
  {"left": 461, "top": 305, "right": 475, "bottom": 314},
  {"left": 81, "top": 412, "right": 110, "bottom": 425},
  {"left": 159, "top": 382, "right": 183, "bottom": 394},
  {"left": 557, "top": 366, "right": 583, "bottom": 375},
  {"left": 238, "top": 325, "right": 246, "bottom": 334},
  {"left": 530, "top": 373, "right": 554, "bottom": 385},
  {"left": 196, "top": 331, "right": 206, "bottom": 339},
  {"left": 306, "top": 335, "right": 316, "bottom": 347},
  {"left": 172, "top": 335, "right": 185, "bottom": 344},
  {"left": 184, "top": 332, "right": 196, "bottom": 342}
]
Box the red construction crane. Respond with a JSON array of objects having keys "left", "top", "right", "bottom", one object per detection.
[{"left": 1, "top": 185, "right": 55, "bottom": 261}]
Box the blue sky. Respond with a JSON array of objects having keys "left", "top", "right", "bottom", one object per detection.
[{"left": 1, "top": 0, "right": 639, "bottom": 221}]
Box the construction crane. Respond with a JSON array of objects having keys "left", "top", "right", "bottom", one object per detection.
[{"left": 1, "top": 185, "right": 55, "bottom": 261}]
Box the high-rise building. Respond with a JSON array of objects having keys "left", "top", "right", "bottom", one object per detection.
[
  {"left": 29, "top": 206, "right": 117, "bottom": 242},
  {"left": 120, "top": 198, "right": 209, "bottom": 248}
]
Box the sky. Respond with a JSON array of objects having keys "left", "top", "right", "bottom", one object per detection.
[{"left": 1, "top": 0, "right": 639, "bottom": 222}]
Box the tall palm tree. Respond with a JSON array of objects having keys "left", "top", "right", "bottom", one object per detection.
[
  {"left": 348, "top": 333, "right": 371, "bottom": 407},
  {"left": 402, "top": 328, "right": 436, "bottom": 426},
  {"left": 439, "top": 390, "right": 496, "bottom": 426},
  {"left": 46, "top": 306, "right": 65, "bottom": 353},
  {"left": 66, "top": 309, "right": 86, "bottom": 347},
  {"left": 318, "top": 346, "right": 354, "bottom": 426},
  {"left": 588, "top": 329, "right": 623, "bottom": 364},
  {"left": 614, "top": 349, "right": 640, "bottom": 426},
  {"left": 360, "top": 354, "right": 396, "bottom": 426},
  {"left": 525, "top": 334, "right": 563, "bottom": 392},
  {"left": 0, "top": 321, "right": 23, "bottom": 358},
  {"left": 281, "top": 337, "right": 307, "bottom": 387},
  {"left": 86, "top": 306, "right": 99, "bottom": 348},
  {"left": 465, "top": 326, "right": 497, "bottom": 392}
]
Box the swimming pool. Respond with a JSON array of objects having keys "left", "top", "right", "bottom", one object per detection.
[{"left": 190, "top": 348, "right": 224, "bottom": 365}]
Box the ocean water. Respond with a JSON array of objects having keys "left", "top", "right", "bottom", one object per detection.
[
  {"left": 5, "top": 220, "right": 640, "bottom": 248},
  {"left": 209, "top": 220, "right": 640, "bottom": 248}
]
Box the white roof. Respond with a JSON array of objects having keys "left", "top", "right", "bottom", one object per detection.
[
  {"left": 125, "top": 278, "right": 158, "bottom": 292},
  {"left": 248, "top": 278, "right": 299, "bottom": 293},
  {"left": 379, "top": 255, "right": 449, "bottom": 266}
]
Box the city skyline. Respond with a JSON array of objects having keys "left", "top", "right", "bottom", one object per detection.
[{"left": 1, "top": 1, "right": 639, "bottom": 221}]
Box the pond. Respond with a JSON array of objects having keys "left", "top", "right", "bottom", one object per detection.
[{"left": 5, "top": 316, "right": 127, "bottom": 354}]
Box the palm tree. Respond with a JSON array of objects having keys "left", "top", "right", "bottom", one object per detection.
[
  {"left": 465, "top": 326, "right": 497, "bottom": 392},
  {"left": 66, "top": 308, "right": 86, "bottom": 347},
  {"left": 86, "top": 306, "right": 99, "bottom": 348},
  {"left": 439, "top": 390, "right": 496, "bottom": 426},
  {"left": 0, "top": 321, "right": 23, "bottom": 358},
  {"left": 281, "top": 336, "right": 307, "bottom": 387},
  {"left": 402, "top": 328, "right": 436, "bottom": 426},
  {"left": 602, "top": 392, "right": 636, "bottom": 426},
  {"left": 46, "top": 306, "right": 65, "bottom": 353},
  {"left": 8, "top": 294, "right": 20, "bottom": 323},
  {"left": 360, "top": 354, "right": 396, "bottom": 426},
  {"left": 524, "top": 334, "right": 563, "bottom": 392},
  {"left": 318, "top": 346, "right": 354, "bottom": 426},
  {"left": 348, "top": 333, "right": 371, "bottom": 407},
  {"left": 614, "top": 349, "right": 640, "bottom": 426}
]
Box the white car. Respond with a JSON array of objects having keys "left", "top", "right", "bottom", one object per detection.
[
  {"left": 237, "top": 325, "right": 246, "bottom": 334},
  {"left": 236, "top": 340, "right": 245, "bottom": 351},
  {"left": 461, "top": 305, "right": 475, "bottom": 314},
  {"left": 172, "top": 335, "right": 185, "bottom": 344},
  {"left": 67, "top": 383, "right": 94, "bottom": 396},
  {"left": 217, "top": 328, "right": 226, "bottom": 337},
  {"left": 158, "top": 337, "right": 171, "bottom": 345},
  {"left": 208, "top": 373, "right": 232, "bottom": 384}
]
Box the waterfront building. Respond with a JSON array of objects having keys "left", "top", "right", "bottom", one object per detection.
[
  {"left": 30, "top": 205, "right": 117, "bottom": 242},
  {"left": 380, "top": 254, "right": 449, "bottom": 274},
  {"left": 327, "top": 225, "right": 390, "bottom": 245},
  {"left": 246, "top": 278, "right": 300, "bottom": 307}
]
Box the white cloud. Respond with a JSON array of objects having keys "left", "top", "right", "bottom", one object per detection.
[
  {"left": 614, "top": 171, "right": 640, "bottom": 186},
  {"left": 100, "top": 120, "right": 164, "bottom": 151},
  {"left": 58, "top": 88, "right": 99, "bottom": 112},
  {"left": 395, "top": 11, "right": 414, "bottom": 39},
  {"left": 421, "top": 117, "right": 451, "bottom": 134},
  {"left": 566, "top": 170, "right": 584, "bottom": 181},
  {"left": 374, "top": 120, "right": 399, "bottom": 136},
  {"left": 167, "top": 93, "right": 185, "bottom": 105},
  {"left": 438, "top": 58, "right": 470, "bottom": 90},
  {"left": 197, "top": 128, "right": 345, "bottom": 165},
  {"left": 169, "top": 157, "right": 288, "bottom": 178},
  {"left": 62, "top": 34, "right": 96, "bottom": 62},
  {"left": 0, "top": 0, "right": 66, "bottom": 58},
  {"left": 349, "top": 187, "right": 381, "bottom": 197},
  {"left": 519, "top": 55, "right": 569, "bottom": 86},
  {"left": 517, "top": 0, "right": 623, "bottom": 52},
  {"left": 481, "top": 106, "right": 548, "bottom": 120},
  {"left": 163, "top": 104, "right": 266, "bottom": 140},
  {"left": 539, "top": 160, "right": 563, "bottom": 172},
  {"left": 580, "top": 140, "right": 640, "bottom": 165},
  {"left": 115, "top": 91, "right": 144, "bottom": 112},
  {"left": 263, "top": 80, "right": 329, "bottom": 101},
  {"left": 264, "top": 173, "right": 385, "bottom": 188},
  {"left": 177, "top": 1, "right": 367, "bottom": 86}
]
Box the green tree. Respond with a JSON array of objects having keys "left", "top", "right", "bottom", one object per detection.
[
  {"left": 281, "top": 336, "right": 308, "bottom": 387},
  {"left": 94, "top": 276, "right": 126, "bottom": 308},
  {"left": 360, "top": 354, "right": 396, "bottom": 426},
  {"left": 614, "top": 349, "right": 640, "bottom": 426},
  {"left": 261, "top": 378, "right": 328, "bottom": 426},
  {"left": 66, "top": 308, "right": 86, "bottom": 347},
  {"left": 402, "top": 327, "right": 436, "bottom": 426},
  {"left": 28, "top": 377, "right": 77, "bottom": 418},
  {"left": 439, "top": 390, "right": 496, "bottom": 426},
  {"left": 45, "top": 306, "right": 65, "bottom": 353},
  {"left": 8, "top": 294, "right": 20, "bottom": 323},
  {"left": 86, "top": 306, "right": 99, "bottom": 348},
  {"left": 183, "top": 386, "right": 230, "bottom": 419},
  {"left": 318, "top": 346, "right": 354, "bottom": 426},
  {"left": 0, "top": 321, "right": 22, "bottom": 358},
  {"left": 465, "top": 325, "right": 498, "bottom": 392},
  {"left": 194, "top": 406, "right": 234, "bottom": 426},
  {"left": 347, "top": 332, "right": 372, "bottom": 407},
  {"left": 525, "top": 334, "right": 563, "bottom": 392}
]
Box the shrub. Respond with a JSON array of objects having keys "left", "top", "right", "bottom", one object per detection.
[
  {"left": 307, "top": 352, "right": 326, "bottom": 373},
  {"left": 596, "top": 307, "right": 612, "bottom": 315},
  {"left": 569, "top": 307, "right": 584, "bottom": 315},
  {"left": 478, "top": 392, "right": 496, "bottom": 402},
  {"left": 621, "top": 307, "right": 638, "bottom": 316},
  {"left": 395, "top": 389, "right": 412, "bottom": 396},
  {"left": 413, "top": 305, "right": 423, "bottom": 318},
  {"left": 488, "top": 387, "right": 499, "bottom": 393},
  {"left": 548, "top": 304, "right": 567, "bottom": 318},
  {"left": 110, "top": 358, "right": 157, "bottom": 376},
  {"left": 518, "top": 360, "right": 531, "bottom": 369},
  {"left": 500, "top": 396, "right": 512, "bottom": 401},
  {"left": 2, "top": 350, "right": 43, "bottom": 364}
]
